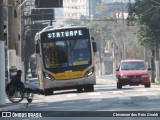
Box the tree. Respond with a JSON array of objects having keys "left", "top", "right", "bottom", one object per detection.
[
  {"left": 128, "top": 0, "right": 160, "bottom": 82},
  {"left": 128, "top": 0, "right": 160, "bottom": 47}
]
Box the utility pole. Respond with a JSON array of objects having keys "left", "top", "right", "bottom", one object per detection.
[
  {"left": 155, "top": 43, "right": 160, "bottom": 83},
  {"left": 121, "top": 2, "right": 126, "bottom": 60},
  {"left": 7, "top": 0, "right": 17, "bottom": 82},
  {"left": 151, "top": 49, "right": 155, "bottom": 83},
  {"left": 0, "top": 0, "right": 6, "bottom": 105},
  {"left": 98, "top": 28, "right": 104, "bottom": 75},
  {"left": 129, "top": 0, "right": 131, "bottom": 4},
  {"left": 112, "top": 42, "right": 116, "bottom": 75},
  {"left": 7, "top": 0, "right": 24, "bottom": 82}
]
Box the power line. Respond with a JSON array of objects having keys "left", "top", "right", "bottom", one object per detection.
[
  {"left": 152, "top": 5, "right": 160, "bottom": 8},
  {"left": 151, "top": 0, "right": 160, "bottom": 5},
  {"left": 141, "top": 6, "right": 154, "bottom": 16},
  {"left": 139, "top": 3, "right": 160, "bottom": 17},
  {"left": 142, "top": 7, "right": 160, "bottom": 16}
]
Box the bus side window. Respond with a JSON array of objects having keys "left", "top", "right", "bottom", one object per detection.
[
  {"left": 36, "top": 43, "right": 40, "bottom": 53},
  {"left": 92, "top": 42, "right": 97, "bottom": 52}
]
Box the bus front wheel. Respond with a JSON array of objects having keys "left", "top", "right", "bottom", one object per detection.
[
  {"left": 44, "top": 89, "right": 53, "bottom": 96},
  {"left": 84, "top": 85, "right": 94, "bottom": 92}
]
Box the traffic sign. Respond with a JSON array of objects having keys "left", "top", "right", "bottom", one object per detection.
[{"left": 35, "top": 0, "right": 63, "bottom": 8}]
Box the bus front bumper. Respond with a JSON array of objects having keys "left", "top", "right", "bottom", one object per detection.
[{"left": 42, "top": 73, "right": 96, "bottom": 90}]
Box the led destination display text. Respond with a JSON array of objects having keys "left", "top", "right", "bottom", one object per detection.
[{"left": 47, "top": 30, "right": 83, "bottom": 39}]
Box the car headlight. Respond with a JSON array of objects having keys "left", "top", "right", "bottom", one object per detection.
[
  {"left": 141, "top": 74, "right": 149, "bottom": 78},
  {"left": 120, "top": 75, "right": 128, "bottom": 79},
  {"left": 84, "top": 67, "right": 94, "bottom": 77},
  {"left": 43, "top": 72, "right": 55, "bottom": 81}
]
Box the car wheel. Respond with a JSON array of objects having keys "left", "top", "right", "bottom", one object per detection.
[
  {"left": 117, "top": 82, "right": 122, "bottom": 89},
  {"left": 145, "top": 82, "right": 151, "bottom": 88}
]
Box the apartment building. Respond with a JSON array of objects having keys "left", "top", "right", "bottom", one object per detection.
[{"left": 62, "top": 0, "right": 90, "bottom": 19}]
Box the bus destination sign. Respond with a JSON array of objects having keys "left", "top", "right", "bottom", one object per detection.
[{"left": 47, "top": 30, "right": 83, "bottom": 39}]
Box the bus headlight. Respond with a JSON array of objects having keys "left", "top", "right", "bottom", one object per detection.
[
  {"left": 84, "top": 67, "right": 94, "bottom": 77},
  {"left": 43, "top": 72, "right": 55, "bottom": 81}
]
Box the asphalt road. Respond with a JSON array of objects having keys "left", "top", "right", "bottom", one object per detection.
[{"left": 4, "top": 75, "right": 160, "bottom": 120}]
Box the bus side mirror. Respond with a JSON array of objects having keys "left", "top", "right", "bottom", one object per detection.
[
  {"left": 36, "top": 43, "right": 40, "bottom": 53},
  {"left": 92, "top": 42, "right": 97, "bottom": 52}
]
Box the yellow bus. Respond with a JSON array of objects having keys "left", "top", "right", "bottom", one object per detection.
[{"left": 35, "top": 25, "right": 97, "bottom": 95}]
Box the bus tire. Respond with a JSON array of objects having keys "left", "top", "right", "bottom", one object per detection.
[
  {"left": 77, "top": 87, "right": 83, "bottom": 93},
  {"left": 44, "top": 89, "right": 53, "bottom": 96},
  {"left": 84, "top": 85, "right": 94, "bottom": 92}
]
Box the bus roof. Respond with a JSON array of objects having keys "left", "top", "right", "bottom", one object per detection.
[{"left": 41, "top": 24, "right": 89, "bottom": 33}]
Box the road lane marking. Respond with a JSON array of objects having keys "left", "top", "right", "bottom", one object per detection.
[
  {"left": 67, "top": 94, "right": 77, "bottom": 97},
  {"left": 135, "top": 89, "right": 147, "bottom": 92},
  {"left": 112, "top": 91, "right": 124, "bottom": 94},
  {"left": 89, "top": 92, "right": 101, "bottom": 96}
]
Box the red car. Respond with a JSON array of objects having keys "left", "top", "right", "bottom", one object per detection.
[{"left": 116, "top": 60, "right": 151, "bottom": 89}]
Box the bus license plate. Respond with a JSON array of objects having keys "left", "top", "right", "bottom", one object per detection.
[{"left": 65, "top": 82, "right": 77, "bottom": 86}]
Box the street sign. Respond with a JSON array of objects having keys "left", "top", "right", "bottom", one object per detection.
[
  {"left": 31, "top": 9, "right": 55, "bottom": 21},
  {"left": 35, "top": 0, "right": 63, "bottom": 8}
]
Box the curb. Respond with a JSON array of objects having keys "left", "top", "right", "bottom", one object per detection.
[{"left": 0, "top": 103, "right": 28, "bottom": 111}]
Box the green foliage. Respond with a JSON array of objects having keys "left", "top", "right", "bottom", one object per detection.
[
  {"left": 128, "top": 0, "right": 160, "bottom": 49},
  {"left": 64, "top": 16, "right": 142, "bottom": 58},
  {"left": 137, "top": 25, "right": 155, "bottom": 48}
]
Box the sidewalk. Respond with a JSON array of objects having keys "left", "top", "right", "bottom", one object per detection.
[{"left": 0, "top": 96, "right": 28, "bottom": 111}]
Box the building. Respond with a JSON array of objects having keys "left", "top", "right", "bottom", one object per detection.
[
  {"left": 62, "top": 0, "right": 130, "bottom": 21},
  {"left": 62, "top": 0, "right": 90, "bottom": 20}
]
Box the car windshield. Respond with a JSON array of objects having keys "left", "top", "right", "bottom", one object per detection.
[{"left": 121, "top": 61, "right": 146, "bottom": 70}]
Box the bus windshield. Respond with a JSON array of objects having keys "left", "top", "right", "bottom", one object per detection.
[{"left": 42, "top": 39, "right": 91, "bottom": 68}]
